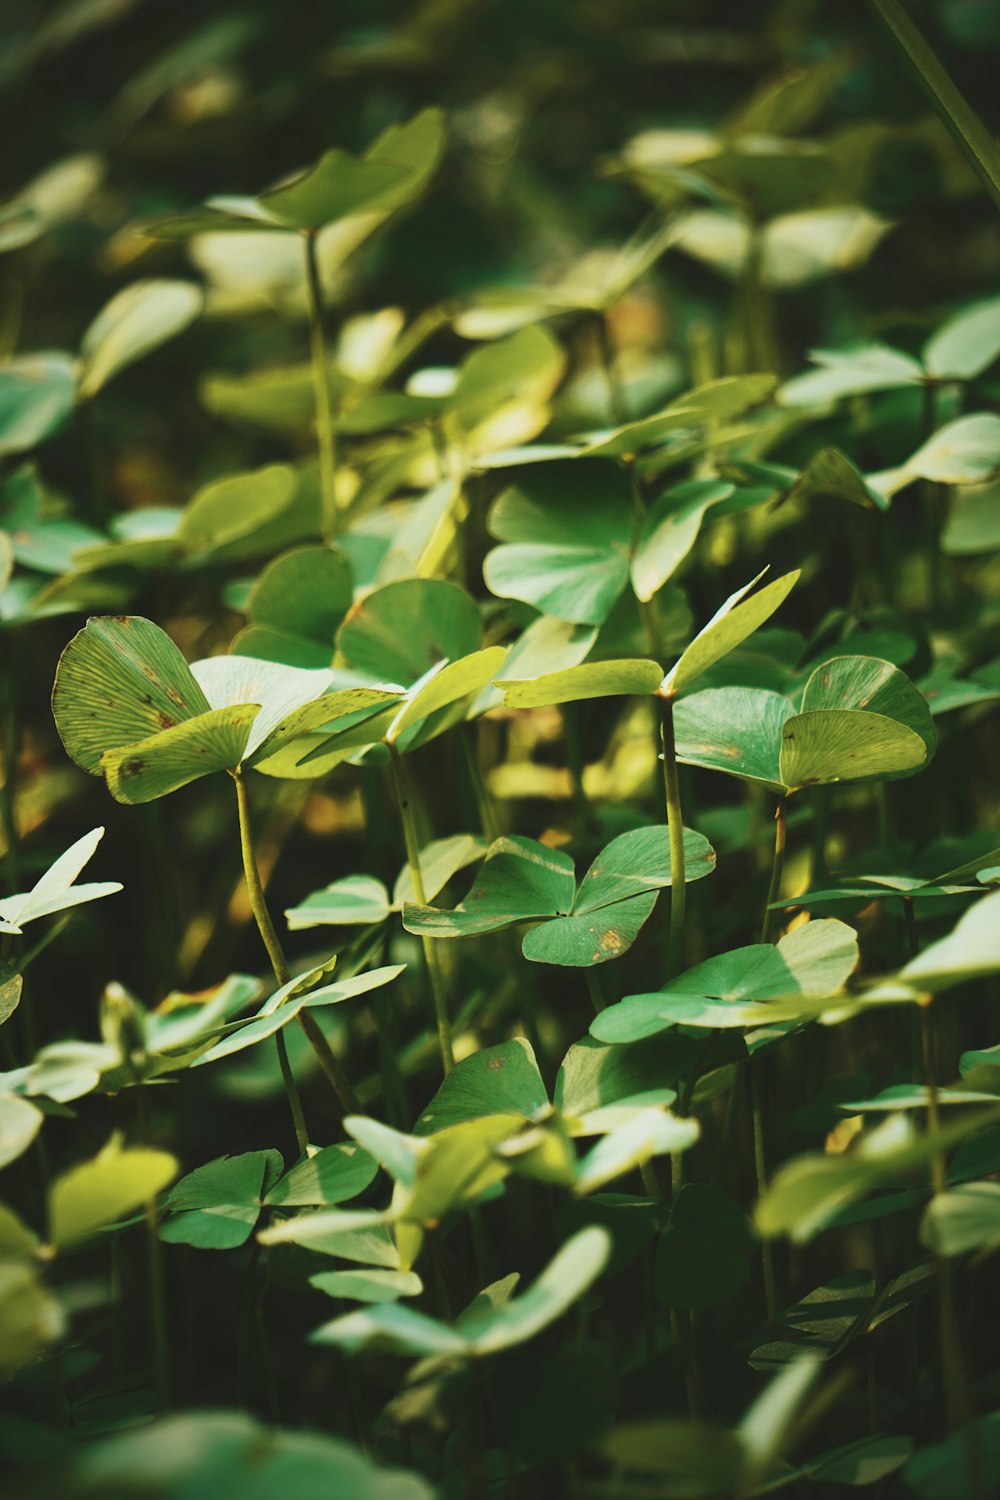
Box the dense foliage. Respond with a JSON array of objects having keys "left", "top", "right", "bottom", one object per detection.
[{"left": 2, "top": 2, "right": 1000, "bottom": 1496}]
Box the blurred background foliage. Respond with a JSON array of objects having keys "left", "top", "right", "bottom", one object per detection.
[{"left": 1, "top": 0, "right": 1000, "bottom": 1471}]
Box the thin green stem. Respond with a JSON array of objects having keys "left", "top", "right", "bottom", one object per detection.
[
  {"left": 750, "top": 1059, "right": 779, "bottom": 1337},
  {"left": 659, "top": 695, "right": 686, "bottom": 979},
  {"left": 921, "top": 1000, "right": 979, "bottom": 1472},
  {"left": 275, "top": 1030, "right": 309, "bottom": 1158},
  {"left": 867, "top": 0, "right": 1000, "bottom": 212},
  {"left": 303, "top": 229, "right": 339, "bottom": 540},
  {"left": 387, "top": 745, "right": 455, "bottom": 1074},
  {"left": 145, "top": 1199, "right": 171, "bottom": 1410},
  {"left": 595, "top": 311, "right": 628, "bottom": 427},
  {"left": 1, "top": 656, "right": 20, "bottom": 892},
  {"left": 761, "top": 794, "right": 788, "bottom": 943},
  {"left": 232, "top": 770, "right": 358, "bottom": 1123},
  {"left": 462, "top": 722, "right": 499, "bottom": 843},
  {"left": 586, "top": 969, "right": 606, "bottom": 1015}
]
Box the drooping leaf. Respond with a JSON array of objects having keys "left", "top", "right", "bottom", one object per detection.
[
  {"left": 310, "top": 1268, "right": 423, "bottom": 1304},
  {"left": 49, "top": 1135, "right": 178, "bottom": 1248},
  {"left": 673, "top": 686, "right": 793, "bottom": 792},
  {"left": 77, "top": 280, "right": 203, "bottom": 400},
  {"left": 923, "top": 293, "right": 1000, "bottom": 380},
  {"left": 0, "top": 1094, "right": 43, "bottom": 1170},
  {"left": 779, "top": 708, "right": 928, "bottom": 790},
  {"left": 498, "top": 658, "right": 664, "bottom": 708}
]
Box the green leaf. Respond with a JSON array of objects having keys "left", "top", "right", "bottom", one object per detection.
[
  {"left": 49, "top": 1135, "right": 178, "bottom": 1248},
  {"left": 904, "top": 1413, "right": 1000, "bottom": 1500},
  {"left": 264, "top": 1142, "right": 377, "bottom": 1207},
  {"left": 757, "top": 1111, "right": 1000, "bottom": 1243},
  {"left": 0, "top": 1262, "right": 64, "bottom": 1377},
  {"left": 77, "top": 280, "right": 202, "bottom": 400},
  {"left": 403, "top": 836, "right": 575, "bottom": 939},
  {"left": 799, "top": 654, "right": 935, "bottom": 762},
  {"left": 448, "top": 324, "right": 566, "bottom": 425},
  {"left": 779, "top": 345, "right": 921, "bottom": 407},
  {"left": 0, "top": 826, "right": 122, "bottom": 934},
  {"left": 942, "top": 480, "right": 1000, "bottom": 555},
  {"left": 52, "top": 616, "right": 210, "bottom": 777},
  {"left": 71, "top": 1411, "right": 437, "bottom": 1500},
  {"left": 160, "top": 1150, "right": 281, "bottom": 1250},
  {"left": 0, "top": 352, "right": 76, "bottom": 456},
  {"left": 337, "top": 577, "right": 480, "bottom": 685},
  {"left": 655, "top": 1182, "right": 755, "bottom": 1309},
  {"left": 786, "top": 446, "right": 888, "bottom": 510},
  {"left": 921, "top": 1182, "right": 1000, "bottom": 1257},
  {"left": 240, "top": 544, "right": 352, "bottom": 665},
  {"left": 414, "top": 1039, "right": 549, "bottom": 1134},
  {"left": 285, "top": 874, "right": 391, "bottom": 929},
  {"left": 575, "top": 1109, "right": 700, "bottom": 1193},
  {"left": 101, "top": 704, "right": 259, "bottom": 803},
  {"left": 898, "top": 889, "right": 1000, "bottom": 991},
  {"left": 499, "top": 657, "right": 663, "bottom": 708},
  {"left": 0, "top": 1093, "right": 43, "bottom": 1170},
  {"left": 484, "top": 460, "right": 633, "bottom": 625},
  {"left": 674, "top": 686, "right": 793, "bottom": 792},
  {"left": 312, "top": 1226, "right": 611, "bottom": 1358},
  {"left": 256, "top": 151, "right": 415, "bottom": 230},
  {"left": 631, "top": 479, "right": 735, "bottom": 602},
  {"left": 386, "top": 646, "right": 508, "bottom": 744},
  {"left": 178, "top": 465, "right": 298, "bottom": 553},
  {"left": 924, "top": 294, "right": 1000, "bottom": 380},
  {"left": 779, "top": 708, "right": 928, "bottom": 790},
  {"left": 555, "top": 1035, "right": 682, "bottom": 1131},
  {"left": 661, "top": 569, "right": 800, "bottom": 698},
  {"left": 310, "top": 1268, "right": 423, "bottom": 1304},
  {"left": 523, "top": 826, "right": 715, "bottom": 968},
  {"left": 592, "top": 919, "right": 858, "bottom": 1041},
  {"left": 903, "top": 413, "right": 1000, "bottom": 486}
]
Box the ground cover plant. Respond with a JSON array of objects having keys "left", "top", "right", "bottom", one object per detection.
[{"left": 2, "top": 1, "right": 1000, "bottom": 1496}]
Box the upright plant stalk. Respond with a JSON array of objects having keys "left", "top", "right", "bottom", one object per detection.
[
  {"left": 145, "top": 1198, "right": 171, "bottom": 1410},
  {"left": 750, "top": 1060, "right": 779, "bottom": 1337},
  {"left": 760, "top": 794, "right": 788, "bottom": 943},
  {"left": 462, "top": 722, "right": 499, "bottom": 843},
  {"left": 387, "top": 745, "right": 455, "bottom": 1074},
  {"left": 921, "top": 999, "right": 979, "bottom": 1468},
  {"left": 232, "top": 770, "right": 358, "bottom": 1137},
  {"left": 303, "top": 230, "right": 339, "bottom": 541},
  {"left": 659, "top": 694, "right": 686, "bottom": 979},
  {"left": 595, "top": 311, "right": 628, "bottom": 426}
]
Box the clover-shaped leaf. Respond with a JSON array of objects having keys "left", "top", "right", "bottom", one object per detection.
[
  {"left": 0, "top": 826, "right": 122, "bottom": 935},
  {"left": 51, "top": 616, "right": 400, "bottom": 802},
  {"left": 0, "top": 353, "right": 77, "bottom": 456},
  {"left": 591, "top": 918, "right": 859, "bottom": 1041},
  {"left": 672, "top": 655, "right": 933, "bottom": 795},
  {"left": 403, "top": 826, "right": 715, "bottom": 966}
]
